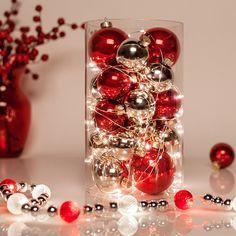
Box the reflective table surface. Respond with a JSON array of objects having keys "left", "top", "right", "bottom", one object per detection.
[{"left": 0, "top": 156, "right": 235, "bottom": 236}]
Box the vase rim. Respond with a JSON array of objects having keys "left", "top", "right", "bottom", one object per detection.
[{"left": 84, "top": 18, "right": 183, "bottom": 28}]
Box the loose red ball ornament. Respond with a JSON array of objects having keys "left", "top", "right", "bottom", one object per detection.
[
  {"left": 94, "top": 100, "right": 127, "bottom": 132},
  {"left": 174, "top": 190, "right": 193, "bottom": 210},
  {"left": 0, "top": 179, "right": 17, "bottom": 192},
  {"left": 210, "top": 143, "right": 234, "bottom": 169},
  {"left": 144, "top": 27, "right": 180, "bottom": 65},
  {"left": 89, "top": 26, "right": 128, "bottom": 67},
  {"left": 97, "top": 67, "right": 131, "bottom": 100},
  {"left": 153, "top": 89, "right": 182, "bottom": 120},
  {"left": 131, "top": 148, "right": 175, "bottom": 195},
  {"left": 60, "top": 201, "right": 80, "bottom": 223}
]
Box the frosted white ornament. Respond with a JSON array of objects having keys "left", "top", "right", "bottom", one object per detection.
[
  {"left": 32, "top": 184, "right": 51, "bottom": 199},
  {"left": 118, "top": 195, "right": 138, "bottom": 216},
  {"left": 7, "top": 193, "right": 28, "bottom": 215},
  {"left": 118, "top": 216, "right": 138, "bottom": 236}
]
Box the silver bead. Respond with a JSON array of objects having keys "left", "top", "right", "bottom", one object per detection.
[
  {"left": 31, "top": 205, "right": 40, "bottom": 216},
  {"left": 47, "top": 205, "right": 58, "bottom": 217},
  {"left": 146, "top": 63, "right": 173, "bottom": 92},
  {"left": 124, "top": 89, "right": 155, "bottom": 125},
  {"left": 109, "top": 130, "right": 135, "bottom": 149},
  {"left": 116, "top": 39, "right": 149, "bottom": 71},
  {"left": 19, "top": 182, "right": 27, "bottom": 192},
  {"left": 37, "top": 196, "right": 47, "bottom": 207},
  {"left": 30, "top": 199, "right": 39, "bottom": 205},
  {"left": 21, "top": 203, "right": 31, "bottom": 213}
]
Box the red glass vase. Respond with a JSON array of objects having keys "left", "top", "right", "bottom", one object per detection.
[{"left": 0, "top": 67, "right": 31, "bottom": 158}]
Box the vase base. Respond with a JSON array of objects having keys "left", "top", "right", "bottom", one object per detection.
[{"left": 0, "top": 148, "right": 23, "bottom": 158}]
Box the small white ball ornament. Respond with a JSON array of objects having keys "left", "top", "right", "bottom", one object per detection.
[
  {"left": 32, "top": 184, "right": 51, "bottom": 199},
  {"left": 7, "top": 193, "right": 28, "bottom": 215},
  {"left": 118, "top": 195, "right": 138, "bottom": 216}
]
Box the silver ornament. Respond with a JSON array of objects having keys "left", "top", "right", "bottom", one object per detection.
[
  {"left": 124, "top": 89, "right": 155, "bottom": 125},
  {"left": 146, "top": 63, "right": 173, "bottom": 92},
  {"left": 92, "top": 152, "right": 127, "bottom": 193},
  {"left": 90, "top": 76, "right": 102, "bottom": 99},
  {"left": 90, "top": 132, "right": 108, "bottom": 148},
  {"left": 109, "top": 130, "right": 135, "bottom": 149},
  {"left": 116, "top": 39, "right": 149, "bottom": 71}
]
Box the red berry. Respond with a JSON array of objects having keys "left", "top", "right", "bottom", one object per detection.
[
  {"left": 57, "top": 18, "right": 65, "bottom": 25},
  {"left": 0, "top": 179, "right": 17, "bottom": 192},
  {"left": 11, "top": 0, "right": 17, "bottom": 3},
  {"left": 59, "top": 31, "right": 66, "bottom": 37},
  {"left": 25, "top": 68, "right": 30, "bottom": 74},
  {"left": 71, "top": 23, "right": 78, "bottom": 30},
  {"left": 60, "top": 201, "right": 80, "bottom": 223},
  {"left": 20, "top": 27, "right": 30, "bottom": 33},
  {"left": 33, "top": 16, "right": 41, "bottom": 22},
  {"left": 51, "top": 34, "right": 58, "bottom": 40},
  {"left": 35, "top": 5, "right": 42, "bottom": 12},
  {"left": 80, "top": 23, "right": 85, "bottom": 29},
  {"left": 52, "top": 27, "right": 58, "bottom": 33},
  {"left": 12, "top": 10, "right": 18, "bottom": 15},
  {"left": 174, "top": 190, "right": 194, "bottom": 210},
  {"left": 32, "top": 73, "right": 39, "bottom": 80},
  {"left": 41, "top": 54, "right": 49, "bottom": 61},
  {"left": 4, "top": 11, "right": 10, "bottom": 18}
]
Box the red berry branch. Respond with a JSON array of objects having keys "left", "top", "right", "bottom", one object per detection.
[{"left": 0, "top": 0, "right": 80, "bottom": 81}]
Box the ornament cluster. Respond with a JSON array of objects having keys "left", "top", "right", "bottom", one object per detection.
[{"left": 86, "top": 19, "right": 183, "bottom": 195}]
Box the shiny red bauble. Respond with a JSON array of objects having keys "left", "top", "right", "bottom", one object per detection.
[
  {"left": 153, "top": 89, "right": 181, "bottom": 120},
  {"left": 131, "top": 148, "right": 175, "bottom": 195},
  {"left": 144, "top": 27, "right": 180, "bottom": 65},
  {"left": 97, "top": 67, "right": 131, "bottom": 100},
  {"left": 94, "top": 101, "right": 127, "bottom": 132},
  {"left": 210, "top": 143, "right": 234, "bottom": 169},
  {"left": 89, "top": 27, "right": 128, "bottom": 67},
  {"left": 174, "top": 190, "right": 193, "bottom": 210},
  {"left": 59, "top": 201, "right": 80, "bottom": 223},
  {"left": 0, "top": 178, "right": 17, "bottom": 192}
]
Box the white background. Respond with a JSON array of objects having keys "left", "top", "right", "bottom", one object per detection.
[{"left": 1, "top": 0, "right": 236, "bottom": 160}]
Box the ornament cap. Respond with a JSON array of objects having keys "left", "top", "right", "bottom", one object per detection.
[
  {"left": 100, "top": 19, "right": 113, "bottom": 28},
  {"left": 139, "top": 35, "right": 151, "bottom": 47}
]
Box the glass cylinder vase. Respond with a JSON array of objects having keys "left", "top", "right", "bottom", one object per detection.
[{"left": 85, "top": 19, "right": 183, "bottom": 201}]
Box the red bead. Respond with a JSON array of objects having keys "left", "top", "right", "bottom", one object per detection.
[
  {"left": 97, "top": 67, "right": 131, "bottom": 100},
  {"left": 58, "top": 18, "right": 65, "bottom": 25},
  {"left": 131, "top": 148, "right": 175, "bottom": 195},
  {"left": 35, "top": 26, "right": 42, "bottom": 32},
  {"left": 32, "top": 73, "right": 39, "bottom": 80},
  {"left": 35, "top": 5, "right": 42, "bottom": 12},
  {"left": 174, "top": 190, "right": 193, "bottom": 210},
  {"left": 59, "top": 31, "right": 66, "bottom": 38},
  {"left": 94, "top": 100, "right": 127, "bottom": 132},
  {"left": 144, "top": 27, "right": 180, "bottom": 65},
  {"left": 153, "top": 89, "right": 182, "bottom": 120},
  {"left": 0, "top": 179, "right": 17, "bottom": 192},
  {"left": 71, "top": 23, "right": 78, "bottom": 30},
  {"left": 210, "top": 143, "right": 234, "bottom": 169},
  {"left": 60, "top": 201, "right": 80, "bottom": 223},
  {"left": 89, "top": 27, "right": 128, "bottom": 67}
]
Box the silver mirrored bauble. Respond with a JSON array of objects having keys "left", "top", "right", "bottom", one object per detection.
[
  {"left": 90, "top": 76, "right": 102, "bottom": 99},
  {"left": 116, "top": 39, "right": 149, "bottom": 71},
  {"left": 146, "top": 63, "right": 173, "bottom": 92},
  {"left": 90, "top": 132, "right": 108, "bottom": 148},
  {"left": 92, "top": 152, "right": 127, "bottom": 193},
  {"left": 124, "top": 89, "right": 155, "bottom": 125},
  {"left": 110, "top": 130, "right": 135, "bottom": 149}
]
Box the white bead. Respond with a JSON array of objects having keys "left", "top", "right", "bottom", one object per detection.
[
  {"left": 32, "top": 184, "right": 51, "bottom": 199},
  {"left": 231, "top": 196, "right": 236, "bottom": 212},
  {"left": 118, "top": 195, "right": 138, "bottom": 216},
  {"left": 118, "top": 216, "right": 138, "bottom": 236},
  {"left": 7, "top": 193, "right": 28, "bottom": 215}
]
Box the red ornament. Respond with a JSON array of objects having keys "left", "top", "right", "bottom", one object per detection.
[
  {"left": 89, "top": 27, "right": 128, "bottom": 67},
  {"left": 144, "top": 27, "right": 180, "bottom": 65},
  {"left": 97, "top": 67, "right": 131, "bottom": 100},
  {"left": 0, "top": 178, "right": 17, "bottom": 192},
  {"left": 131, "top": 148, "right": 175, "bottom": 195},
  {"left": 94, "top": 101, "right": 127, "bottom": 132},
  {"left": 174, "top": 190, "right": 193, "bottom": 210},
  {"left": 59, "top": 201, "right": 80, "bottom": 223},
  {"left": 210, "top": 143, "right": 234, "bottom": 169},
  {"left": 153, "top": 89, "right": 181, "bottom": 120}
]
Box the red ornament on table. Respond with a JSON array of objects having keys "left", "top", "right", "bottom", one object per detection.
[
  {"left": 0, "top": 178, "right": 17, "bottom": 192},
  {"left": 59, "top": 201, "right": 80, "bottom": 223},
  {"left": 96, "top": 67, "right": 131, "bottom": 100},
  {"left": 143, "top": 27, "right": 180, "bottom": 65},
  {"left": 153, "top": 89, "right": 182, "bottom": 120},
  {"left": 89, "top": 26, "right": 128, "bottom": 67},
  {"left": 174, "top": 190, "right": 193, "bottom": 210},
  {"left": 210, "top": 143, "right": 234, "bottom": 169},
  {"left": 131, "top": 148, "right": 175, "bottom": 195},
  {"left": 94, "top": 100, "right": 127, "bottom": 132}
]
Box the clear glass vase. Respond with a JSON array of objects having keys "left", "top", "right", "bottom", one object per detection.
[{"left": 85, "top": 19, "right": 183, "bottom": 202}]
